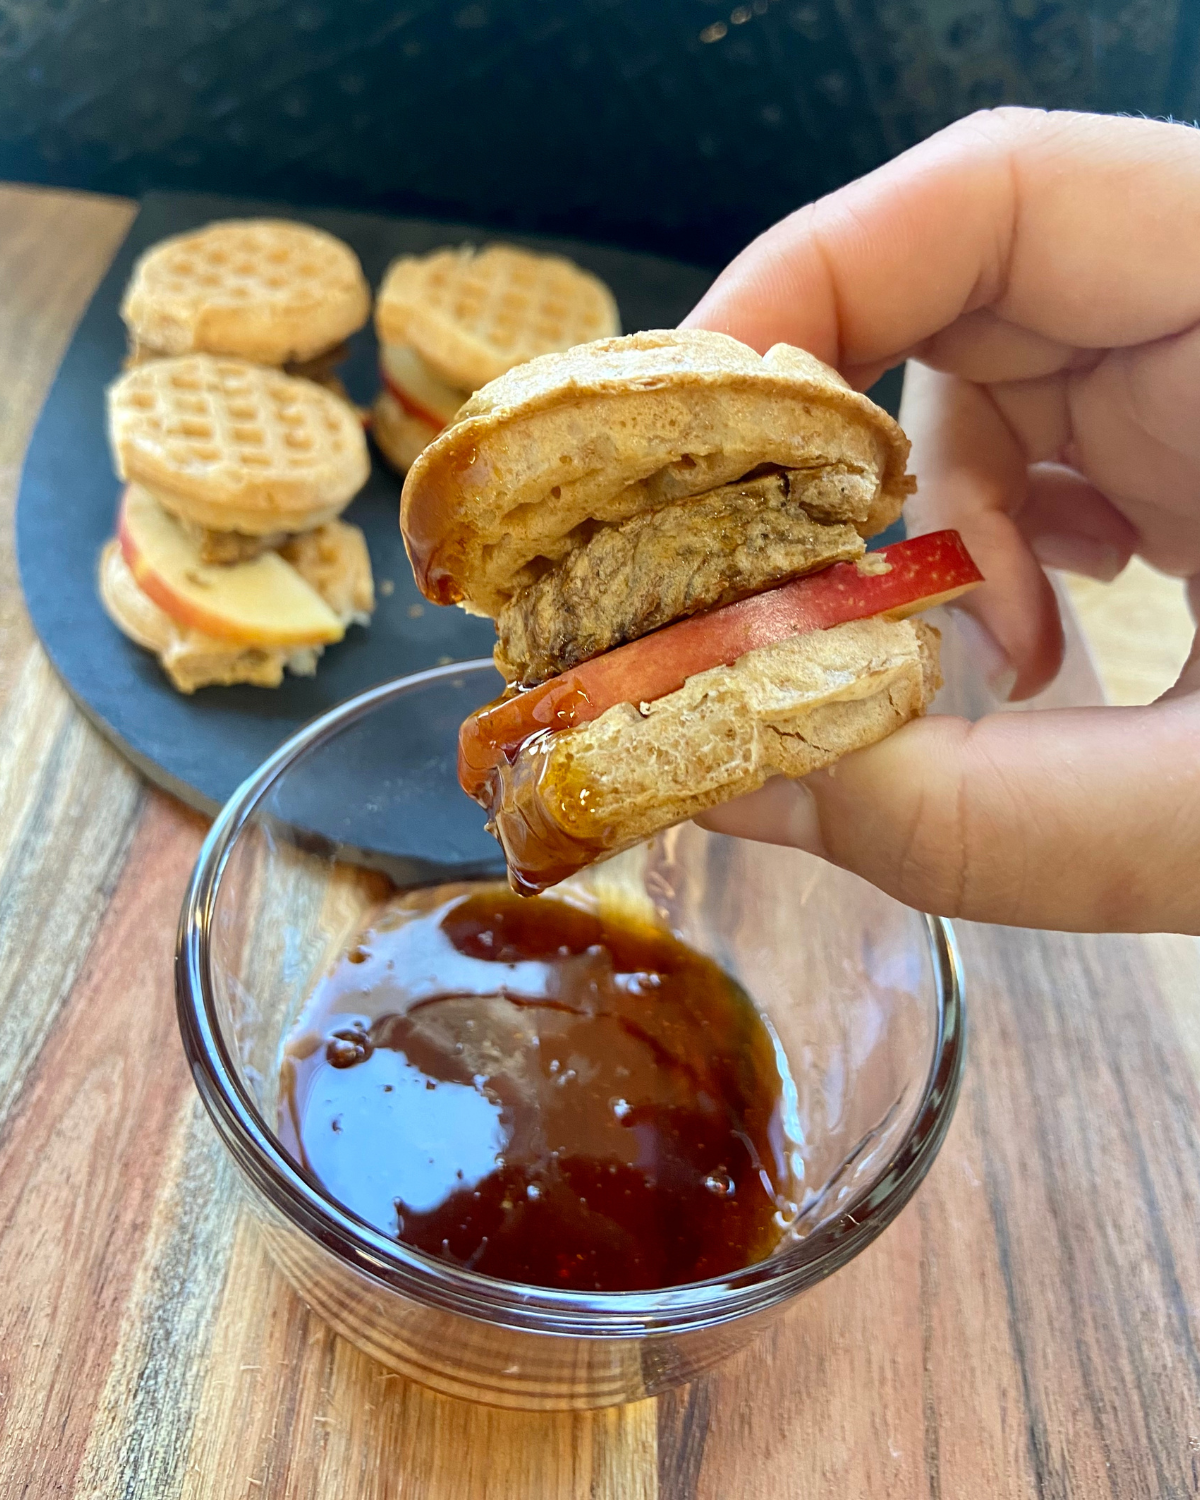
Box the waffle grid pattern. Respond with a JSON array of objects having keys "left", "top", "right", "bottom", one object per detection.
[
  {"left": 120, "top": 220, "right": 370, "bottom": 363},
  {"left": 129, "top": 221, "right": 363, "bottom": 319},
  {"left": 110, "top": 355, "right": 365, "bottom": 504},
  {"left": 379, "top": 245, "right": 620, "bottom": 387}
]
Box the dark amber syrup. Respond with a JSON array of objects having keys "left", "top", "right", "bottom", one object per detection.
[{"left": 278, "top": 883, "right": 799, "bottom": 1292}]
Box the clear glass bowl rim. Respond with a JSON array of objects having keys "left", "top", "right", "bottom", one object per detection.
[{"left": 176, "top": 660, "right": 966, "bottom": 1341}]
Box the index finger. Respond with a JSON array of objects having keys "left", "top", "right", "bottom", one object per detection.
[{"left": 682, "top": 108, "right": 1200, "bottom": 377}]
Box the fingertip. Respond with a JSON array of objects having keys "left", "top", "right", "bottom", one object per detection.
[
  {"left": 935, "top": 510, "right": 1066, "bottom": 699},
  {"left": 680, "top": 234, "right": 780, "bottom": 350},
  {"left": 944, "top": 608, "right": 1019, "bottom": 703},
  {"left": 974, "top": 589, "right": 1065, "bottom": 700},
  {"left": 680, "top": 208, "right": 843, "bottom": 359},
  {"left": 695, "top": 778, "right": 831, "bottom": 858},
  {"left": 1030, "top": 534, "right": 1128, "bottom": 583},
  {"left": 1020, "top": 464, "right": 1139, "bottom": 583}
]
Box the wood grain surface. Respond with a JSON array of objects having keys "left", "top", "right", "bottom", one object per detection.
[
  {"left": 2, "top": 185, "right": 1199, "bottom": 1500},
  {"left": 1064, "top": 562, "right": 1195, "bottom": 705}
]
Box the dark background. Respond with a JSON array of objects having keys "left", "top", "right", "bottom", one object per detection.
[{"left": 1, "top": 0, "right": 1197, "bottom": 269}]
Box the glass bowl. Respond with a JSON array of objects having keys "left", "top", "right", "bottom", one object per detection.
[{"left": 176, "top": 660, "right": 965, "bottom": 1411}]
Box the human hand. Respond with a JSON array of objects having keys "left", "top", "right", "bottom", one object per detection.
[{"left": 683, "top": 108, "right": 1200, "bottom": 933}]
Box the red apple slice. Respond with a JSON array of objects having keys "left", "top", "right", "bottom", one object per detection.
[
  {"left": 458, "top": 529, "right": 983, "bottom": 799},
  {"left": 379, "top": 344, "right": 467, "bottom": 432},
  {"left": 117, "top": 486, "right": 344, "bottom": 648}
]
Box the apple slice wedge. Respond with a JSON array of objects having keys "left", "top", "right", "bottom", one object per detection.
[
  {"left": 380, "top": 343, "right": 467, "bottom": 432},
  {"left": 459, "top": 529, "right": 983, "bottom": 799},
  {"left": 118, "top": 486, "right": 344, "bottom": 648}
]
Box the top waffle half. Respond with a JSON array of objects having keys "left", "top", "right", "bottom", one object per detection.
[
  {"left": 121, "top": 219, "right": 371, "bottom": 367},
  {"left": 107, "top": 354, "right": 370, "bottom": 534},
  {"left": 375, "top": 244, "right": 620, "bottom": 391}
]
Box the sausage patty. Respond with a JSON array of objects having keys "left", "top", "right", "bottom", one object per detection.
[{"left": 495, "top": 469, "right": 869, "bottom": 683}]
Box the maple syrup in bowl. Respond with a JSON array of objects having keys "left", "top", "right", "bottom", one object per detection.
[
  {"left": 279, "top": 884, "right": 805, "bottom": 1294},
  {"left": 177, "top": 661, "right": 964, "bottom": 1410}
]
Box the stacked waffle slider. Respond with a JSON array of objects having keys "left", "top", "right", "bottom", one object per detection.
[
  {"left": 120, "top": 219, "right": 370, "bottom": 390},
  {"left": 100, "top": 355, "right": 373, "bottom": 692},
  {"left": 373, "top": 243, "right": 620, "bottom": 471},
  {"left": 402, "top": 330, "right": 984, "bottom": 893}
]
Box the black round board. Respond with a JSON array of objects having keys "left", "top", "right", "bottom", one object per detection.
[{"left": 15, "top": 191, "right": 714, "bottom": 814}]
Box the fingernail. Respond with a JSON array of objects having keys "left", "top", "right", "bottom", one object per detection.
[
  {"left": 951, "top": 608, "right": 1018, "bottom": 702},
  {"left": 785, "top": 781, "right": 831, "bottom": 860},
  {"left": 1032, "top": 533, "right": 1124, "bottom": 583}
]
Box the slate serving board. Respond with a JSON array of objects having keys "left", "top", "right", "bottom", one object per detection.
[{"left": 15, "top": 190, "right": 714, "bottom": 815}]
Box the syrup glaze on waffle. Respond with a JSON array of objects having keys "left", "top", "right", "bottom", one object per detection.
[{"left": 376, "top": 244, "right": 620, "bottom": 391}]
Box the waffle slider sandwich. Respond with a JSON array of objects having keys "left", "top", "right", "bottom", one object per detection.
[
  {"left": 372, "top": 243, "right": 620, "bottom": 472},
  {"left": 99, "top": 354, "right": 374, "bottom": 693},
  {"left": 120, "top": 219, "right": 370, "bottom": 388},
  {"left": 401, "top": 330, "right": 984, "bottom": 894}
]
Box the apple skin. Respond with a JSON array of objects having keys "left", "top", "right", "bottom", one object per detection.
[
  {"left": 380, "top": 373, "right": 445, "bottom": 436},
  {"left": 117, "top": 487, "right": 343, "bottom": 649},
  {"left": 379, "top": 344, "right": 466, "bottom": 432},
  {"left": 459, "top": 530, "right": 983, "bottom": 798}
]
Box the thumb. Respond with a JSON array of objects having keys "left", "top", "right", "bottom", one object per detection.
[
  {"left": 1160, "top": 578, "right": 1200, "bottom": 701},
  {"left": 696, "top": 700, "right": 1200, "bottom": 933}
]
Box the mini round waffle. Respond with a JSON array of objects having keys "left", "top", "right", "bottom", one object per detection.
[
  {"left": 121, "top": 220, "right": 371, "bottom": 366},
  {"left": 375, "top": 244, "right": 620, "bottom": 391},
  {"left": 108, "top": 355, "right": 370, "bottom": 534}
]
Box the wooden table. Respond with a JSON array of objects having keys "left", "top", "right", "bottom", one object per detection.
[{"left": 2, "top": 183, "right": 1199, "bottom": 1499}]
